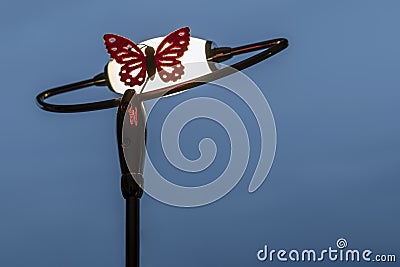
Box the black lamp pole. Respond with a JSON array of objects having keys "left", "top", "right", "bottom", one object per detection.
[{"left": 117, "top": 89, "right": 146, "bottom": 267}]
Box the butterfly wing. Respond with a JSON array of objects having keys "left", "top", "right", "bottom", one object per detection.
[
  {"left": 155, "top": 27, "right": 190, "bottom": 82},
  {"left": 104, "top": 34, "right": 147, "bottom": 87}
]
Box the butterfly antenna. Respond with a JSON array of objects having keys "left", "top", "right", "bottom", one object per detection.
[{"left": 137, "top": 43, "right": 148, "bottom": 49}]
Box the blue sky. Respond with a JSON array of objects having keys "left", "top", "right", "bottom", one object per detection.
[{"left": 0, "top": 1, "right": 399, "bottom": 266}]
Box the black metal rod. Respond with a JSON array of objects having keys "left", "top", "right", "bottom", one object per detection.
[
  {"left": 35, "top": 72, "right": 121, "bottom": 113},
  {"left": 126, "top": 197, "right": 140, "bottom": 267},
  {"left": 118, "top": 90, "right": 145, "bottom": 267}
]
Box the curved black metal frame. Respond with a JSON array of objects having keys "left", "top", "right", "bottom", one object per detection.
[{"left": 36, "top": 38, "right": 288, "bottom": 112}]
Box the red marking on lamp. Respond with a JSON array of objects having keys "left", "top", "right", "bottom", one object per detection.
[{"left": 128, "top": 103, "right": 138, "bottom": 126}]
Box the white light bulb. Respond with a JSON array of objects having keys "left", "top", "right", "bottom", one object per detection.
[{"left": 107, "top": 37, "right": 213, "bottom": 95}]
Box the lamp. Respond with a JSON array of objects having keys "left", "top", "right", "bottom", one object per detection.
[{"left": 36, "top": 27, "right": 288, "bottom": 267}]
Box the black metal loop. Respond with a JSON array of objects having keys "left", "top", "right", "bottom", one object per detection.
[{"left": 36, "top": 38, "right": 288, "bottom": 113}]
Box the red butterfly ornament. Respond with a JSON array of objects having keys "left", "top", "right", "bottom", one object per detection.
[{"left": 104, "top": 27, "right": 190, "bottom": 87}]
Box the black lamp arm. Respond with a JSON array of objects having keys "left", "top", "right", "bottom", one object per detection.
[{"left": 36, "top": 38, "right": 288, "bottom": 112}]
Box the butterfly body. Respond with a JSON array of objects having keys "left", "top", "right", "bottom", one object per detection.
[
  {"left": 104, "top": 27, "right": 190, "bottom": 88},
  {"left": 144, "top": 46, "right": 156, "bottom": 79}
]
